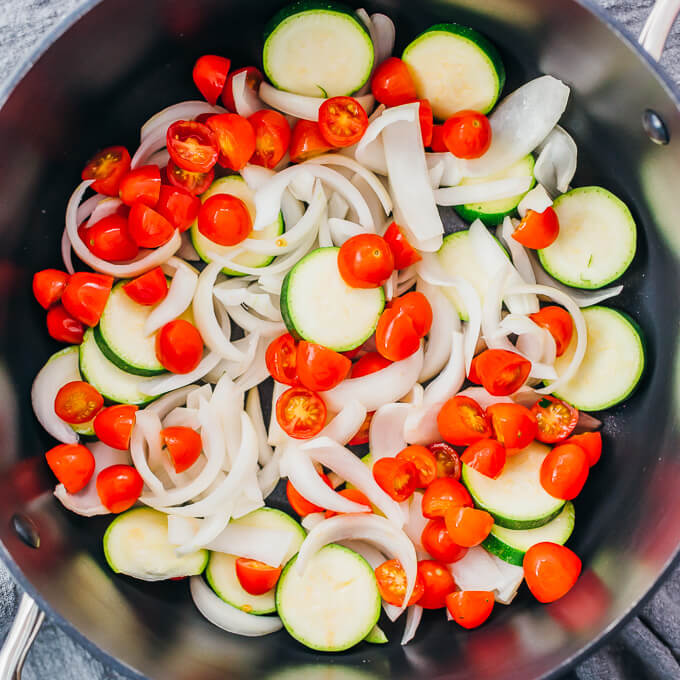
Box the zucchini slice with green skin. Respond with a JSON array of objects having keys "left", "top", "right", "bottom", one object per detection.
[
  {"left": 276, "top": 544, "right": 380, "bottom": 652},
  {"left": 104, "top": 508, "right": 208, "bottom": 581},
  {"left": 402, "top": 23, "right": 505, "bottom": 119},
  {"left": 280, "top": 247, "right": 385, "bottom": 351},
  {"left": 263, "top": 1, "right": 374, "bottom": 97},
  {"left": 462, "top": 441, "right": 565, "bottom": 530},
  {"left": 550, "top": 306, "right": 645, "bottom": 410},
  {"left": 538, "top": 186, "right": 637, "bottom": 289},
  {"left": 364, "top": 624, "right": 388, "bottom": 644},
  {"left": 483, "top": 502, "right": 575, "bottom": 566},
  {"left": 190, "top": 175, "right": 284, "bottom": 276},
  {"left": 455, "top": 155, "right": 535, "bottom": 226}
]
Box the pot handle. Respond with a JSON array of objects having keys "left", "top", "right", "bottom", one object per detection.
[
  {"left": 639, "top": 0, "right": 680, "bottom": 60},
  {"left": 0, "top": 593, "right": 43, "bottom": 680}
]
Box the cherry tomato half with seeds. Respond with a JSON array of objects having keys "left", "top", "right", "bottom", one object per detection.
[
  {"left": 486, "top": 403, "right": 537, "bottom": 450},
  {"left": 198, "top": 194, "right": 252, "bottom": 246},
  {"left": 422, "top": 477, "right": 472, "bottom": 519},
  {"left": 428, "top": 442, "right": 462, "bottom": 480},
  {"left": 348, "top": 411, "right": 373, "bottom": 446},
  {"left": 128, "top": 202, "right": 175, "bottom": 248},
  {"left": 289, "top": 120, "right": 334, "bottom": 163},
  {"left": 235, "top": 558, "right": 281, "bottom": 595},
  {"left": 375, "top": 559, "right": 424, "bottom": 606},
  {"left": 370, "top": 57, "right": 417, "bottom": 108},
  {"left": 94, "top": 405, "right": 138, "bottom": 450},
  {"left": 351, "top": 352, "right": 392, "bottom": 378},
  {"left": 325, "top": 489, "right": 372, "bottom": 518},
  {"left": 372, "top": 457, "right": 417, "bottom": 502},
  {"left": 444, "top": 505, "right": 494, "bottom": 547},
  {"left": 338, "top": 234, "right": 394, "bottom": 288},
  {"left": 192, "top": 55, "right": 230, "bottom": 105},
  {"left": 286, "top": 472, "right": 333, "bottom": 516},
  {"left": 389, "top": 291, "right": 432, "bottom": 337},
  {"left": 437, "top": 395, "right": 492, "bottom": 447},
  {"left": 418, "top": 99, "right": 434, "bottom": 146},
  {"left": 276, "top": 387, "right": 327, "bottom": 440},
  {"left": 155, "top": 319, "right": 204, "bottom": 374},
  {"left": 33, "top": 269, "right": 69, "bottom": 309},
  {"left": 166, "top": 160, "right": 214, "bottom": 195},
  {"left": 119, "top": 165, "right": 161, "bottom": 207},
  {"left": 45, "top": 443, "right": 95, "bottom": 494},
  {"left": 248, "top": 110, "right": 291, "bottom": 169},
  {"left": 206, "top": 113, "right": 256, "bottom": 171},
  {"left": 421, "top": 518, "right": 468, "bottom": 563},
  {"left": 382, "top": 222, "right": 422, "bottom": 269},
  {"left": 512, "top": 207, "right": 560, "bottom": 249},
  {"left": 446, "top": 591, "right": 494, "bottom": 629},
  {"left": 523, "top": 542, "right": 582, "bottom": 603},
  {"left": 96, "top": 464, "right": 144, "bottom": 513},
  {"left": 540, "top": 443, "right": 589, "bottom": 500},
  {"left": 54, "top": 381, "right": 103, "bottom": 424},
  {"left": 123, "top": 267, "right": 168, "bottom": 306},
  {"left": 46, "top": 304, "right": 85, "bottom": 344},
  {"left": 375, "top": 307, "right": 420, "bottom": 362},
  {"left": 443, "top": 110, "right": 492, "bottom": 159},
  {"left": 265, "top": 333, "right": 299, "bottom": 386},
  {"left": 417, "top": 559, "right": 456, "bottom": 609},
  {"left": 530, "top": 306, "right": 574, "bottom": 357},
  {"left": 166, "top": 120, "right": 218, "bottom": 173},
  {"left": 296, "top": 341, "right": 351, "bottom": 392},
  {"left": 222, "top": 66, "right": 263, "bottom": 112},
  {"left": 161, "top": 426, "right": 203, "bottom": 473},
  {"left": 82, "top": 146, "right": 131, "bottom": 197},
  {"left": 155, "top": 185, "right": 201, "bottom": 232},
  {"left": 396, "top": 445, "right": 437, "bottom": 487},
  {"left": 80, "top": 214, "right": 139, "bottom": 262},
  {"left": 61, "top": 272, "right": 113, "bottom": 327},
  {"left": 318, "top": 96, "right": 368, "bottom": 147},
  {"left": 532, "top": 396, "right": 579, "bottom": 443},
  {"left": 461, "top": 439, "right": 506, "bottom": 479},
  {"left": 563, "top": 431, "right": 602, "bottom": 467},
  {"left": 474, "top": 349, "right": 532, "bottom": 396}
]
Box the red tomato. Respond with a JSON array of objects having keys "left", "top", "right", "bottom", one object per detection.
[
  {"left": 512, "top": 207, "right": 560, "bottom": 249},
  {"left": 93, "top": 405, "right": 138, "bottom": 450},
  {"left": 417, "top": 560, "right": 456, "bottom": 609},
  {"left": 461, "top": 439, "right": 506, "bottom": 479},
  {"left": 523, "top": 542, "right": 582, "bottom": 603},
  {"left": 222, "top": 66, "right": 263, "bottom": 112},
  {"left": 540, "top": 443, "right": 589, "bottom": 500},
  {"left": 235, "top": 558, "right": 282, "bottom": 595},
  {"left": 192, "top": 54, "right": 230, "bottom": 105},
  {"left": 396, "top": 445, "right": 437, "bottom": 487},
  {"left": 123, "top": 267, "right": 168, "bottom": 306},
  {"left": 375, "top": 307, "right": 421, "bottom": 362},
  {"left": 468, "top": 355, "right": 482, "bottom": 384},
  {"left": 430, "top": 125, "right": 447, "bottom": 152},
  {"left": 119, "top": 165, "right": 161, "bottom": 207},
  {"left": 46, "top": 304, "right": 85, "bottom": 344},
  {"left": 389, "top": 291, "right": 432, "bottom": 337},
  {"left": 128, "top": 202, "right": 175, "bottom": 248},
  {"left": 444, "top": 506, "right": 494, "bottom": 547},
  {"left": 421, "top": 477, "right": 472, "bottom": 519},
  {"left": 348, "top": 411, "right": 373, "bottom": 446},
  {"left": 81, "top": 146, "right": 131, "bottom": 197},
  {"left": 198, "top": 194, "right": 252, "bottom": 246},
  {"left": 296, "top": 341, "right": 351, "bottom": 391},
  {"left": 563, "top": 431, "right": 602, "bottom": 467},
  {"left": 351, "top": 352, "right": 392, "bottom": 378},
  {"left": 45, "top": 443, "right": 95, "bottom": 494},
  {"left": 474, "top": 349, "right": 531, "bottom": 396},
  {"left": 286, "top": 472, "right": 333, "bottom": 516},
  {"left": 486, "top": 403, "right": 537, "bottom": 450},
  {"left": 372, "top": 457, "right": 417, "bottom": 502},
  {"left": 155, "top": 320, "right": 203, "bottom": 374},
  {"left": 161, "top": 426, "right": 203, "bottom": 473},
  {"left": 166, "top": 120, "right": 218, "bottom": 174},
  {"left": 446, "top": 591, "right": 494, "bottom": 629},
  {"left": 375, "top": 559, "right": 424, "bottom": 606},
  {"left": 166, "top": 160, "right": 214, "bottom": 195},
  {"left": 338, "top": 234, "right": 394, "bottom": 288},
  {"left": 155, "top": 185, "right": 201, "bottom": 232},
  {"left": 324, "top": 489, "right": 372, "bottom": 518},
  {"left": 80, "top": 214, "right": 139, "bottom": 262},
  {"left": 437, "top": 395, "right": 492, "bottom": 446},
  {"left": 289, "top": 120, "right": 334, "bottom": 163},
  {"left": 529, "top": 306, "right": 574, "bottom": 357},
  {"left": 418, "top": 99, "right": 434, "bottom": 146},
  {"left": 248, "top": 110, "right": 291, "bottom": 169},
  {"left": 206, "top": 113, "right": 256, "bottom": 171},
  {"left": 33, "top": 269, "right": 69, "bottom": 309},
  {"left": 61, "top": 272, "right": 113, "bottom": 327},
  {"left": 370, "top": 57, "right": 417, "bottom": 107},
  {"left": 532, "top": 396, "right": 579, "bottom": 443},
  {"left": 442, "top": 110, "right": 492, "bottom": 159},
  {"left": 318, "top": 96, "right": 368, "bottom": 147},
  {"left": 276, "top": 387, "right": 327, "bottom": 440},
  {"left": 54, "top": 380, "right": 103, "bottom": 424},
  {"left": 421, "top": 518, "right": 468, "bottom": 563},
  {"left": 382, "top": 222, "right": 422, "bottom": 269},
  {"left": 428, "top": 442, "right": 462, "bottom": 480},
  {"left": 265, "top": 333, "right": 299, "bottom": 386},
  {"left": 96, "top": 464, "right": 144, "bottom": 513}
]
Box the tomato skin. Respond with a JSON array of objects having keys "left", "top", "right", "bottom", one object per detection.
[
  {"left": 33, "top": 269, "right": 69, "bottom": 309},
  {"left": 446, "top": 591, "right": 494, "bottom": 629},
  {"left": 123, "top": 267, "right": 168, "bottom": 306},
  {"left": 96, "top": 464, "right": 144, "bottom": 513},
  {"left": 443, "top": 110, "right": 492, "bottom": 159},
  {"left": 222, "top": 66, "right": 263, "bottom": 112},
  {"left": 468, "top": 355, "right": 482, "bottom": 384},
  {"left": 235, "top": 558, "right": 282, "bottom": 595},
  {"left": 512, "top": 207, "right": 560, "bottom": 249},
  {"left": 348, "top": 411, "right": 373, "bottom": 446},
  {"left": 532, "top": 396, "right": 579, "bottom": 444},
  {"left": 161, "top": 426, "right": 203, "bottom": 473},
  {"left": 155, "top": 185, "right": 201, "bottom": 233},
  {"left": 325, "top": 489, "right": 372, "bottom": 518},
  {"left": 523, "top": 542, "right": 582, "bottom": 603},
  {"left": 80, "top": 214, "right": 139, "bottom": 262},
  {"left": 276, "top": 387, "right": 327, "bottom": 440},
  {"left": 289, "top": 120, "right": 334, "bottom": 163},
  {"left": 61, "top": 272, "right": 113, "bottom": 327},
  {"left": 166, "top": 120, "right": 219, "bottom": 173},
  {"left": 417, "top": 560, "right": 456, "bottom": 609},
  {"left": 422, "top": 477, "right": 472, "bottom": 519},
  {"left": 418, "top": 99, "right": 434, "bottom": 146},
  {"left": 428, "top": 442, "right": 462, "bottom": 480},
  {"left": 375, "top": 559, "right": 425, "bottom": 606},
  {"left": 296, "top": 341, "right": 351, "bottom": 391},
  {"left": 45, "top": 443, "right": 95, "bottom": 494},
  {"left": 461, "top": 439, "right": 506, "bottom": 479},
  {"left": 248, "top": 110, "right": 291, "bottom": 169},
  {"left": 192, "top": 55, "right": 230, "bottom": 105},
  {"left": 286, "top": 472, "right": 333, "bottom": 516},
  {"left": 437, "top": 395, "right": 492, "bottom": 447},
  {"left": 198, "top": 194, "right": 252, "bottom": 246},
  {"left": 372, "top": 457, "right": 417, "bottom": 502},
  {"left": 389, "top": 292, "right": 432, "bottom": 337},
  {"left": 430, "top": 124, "right": 447, "bottom": 152},
  {"left": 474, "top": 349, "right": 532, "bottom": 396},
  {"left": 54, "top": 380, "right": 103, "bottom": 424},
  {"left": 444, "top": 506, "right": 494, "bottom": 547},
  {"left": 486, "top": 403, "right": 537, "bottom": 450},
  {"left": 166, "top": 160, "right": 214, "bottom": 195},
  {"left": 155, "top": 319, "right": 204, "bottom": 374},
  {"left": 119, "top": 165, "right": 161, "bottom": 207},
  {"left": 563, "top": 432, "right": 602, "bottom": 467},
  {"left": 338, "top": 234, "right": 394, "bottom": 288},
  {"left": 375, "top": 307, "right": 421, "bottom": 362},
  {"left": 540, "top": 443, "right": 589, "bottom": 500},
  {"left": 94, "top": 405, "right": 138, "bottom": 450},
  {"left": 206, "top": 113, "right": 256, "bottom": 171},
  {"left": 318, "top": 96, "right": 368, "bottom": 147},
  {"left": 529, "top": 305, "right": 573, "bottom": 357},
  {"left": 421, "top": 518, "right": 468, "bottom": 563},
  {"left": 46, "top": 304, "right": 85, "bottom": 344},
  {"left": 351, "top": 352, "right": 392, "bottom": 378},
  {"left": 396, "top": 445, "right": 437, "bottom": 487},
  {"left": 382, "top": 222, "right": 422, "bottom": 269},
  {"left": 370, "top": 57, "right": 417, "bottom": 107},
  {"left": 82, "top": 146, "right": 131, "bottom": 197},
  {"left": 128, "top": 202, "right": 175, "bottom": 248},
  {"left": 265, "top": 333, "right": 299, "bottom": 386}
]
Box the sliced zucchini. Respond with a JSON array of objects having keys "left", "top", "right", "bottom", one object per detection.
[
  {"left": 462, "top": 441, "right": 565, "bottom": 530},
  {"left": 280, "top": 247, "right": 385, "bottom": 351},
  {"left": 263, "top": 1, "right": 374, "bottom": 97},
  {"left": 104, "top": 508, "right": 208, "bottom": 581},
  {"left": 551, "top": 306, "right": 645, "bottom": 410},
  {"left": 364, "top": 624, "right": 388, "bottom": 644},
  {"left": 483, "top": 502, "right": 575, "bottom": 566},
  {"left": 230, "top": 508, "right": 306, "bottom": 564},
  {"left": 538, "top": 186, "right": 637, "bottom": 289},
  {"left": 276, "top": 544, "right": 380, "bottom": 652},
  {"left": 402, "top": 23, "right": 505, "bottom": 119},
  {"left": 191, "top": 175, "right": 284, "bottom": 276},
  {"left": 455, "top": 155, "right": 535, "bottom": 226}
]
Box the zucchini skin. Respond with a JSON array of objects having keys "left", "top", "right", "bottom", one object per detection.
[{"left": 93, "top": 325, "right": 164, "bottom": 377}]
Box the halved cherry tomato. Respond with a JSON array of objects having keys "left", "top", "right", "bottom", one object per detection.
[
  {"left": 276, "top": 387, "right": 327, "bottom": 440},
  {"left": 96, "top": 464, "right": 144, "bottom": 513},
  {"left": 123, "top": 267, "right": 168, "bottom": 306},
  {"left": 370, "top": 57, "right": 417, "bottom": 107},
  {"left": 79, "top": 214, "right": 139, "bottom": 262},
  {"left": 45, "top": 443, "right": 95, "bottom": 494},
  {"left": 512, "top": 207, "right": 560, "bottom": 249},
  {"left": 443, "top": 110, "right": 492, "bottom": 159},
  {"left": 446, "top": 591, "right": 494, "bottom": 629},
  {"left": 529, "top": 306, "right": 574, "bottom": 357},
  {"left": 128, "top": 202, "right": 175, "bottom": 248},
  {"left": 222, "top": 66, "right": 263, "bottom": 112},
  {"left": 82, "top": 146, "right": 131, "bottom": 197},
  {"left": 375, "top": 559, "right": 424, "bottom": 606},
  {"left": 286, "top": 472, "right": 333, "bottom": 516},
  {"left": 563, "top": 431, "right": 602, "bottom": 467},
  {"left": 437, "top": 395, "right": 492, "bottom": 446},
  {"left": 161, "top": 426, "right": 203, "bottom": 473},
  {"left": 389, "top": 291, "right": 432, "bottom": 337},
  {"left": 192, "top": 54, "right": 230, "bottom": 105},
  {"left": 296, "top": 341, "right": 351, "bottom": 391},
  {"left": 265, "top": 333, "right": 299, "bottom": 386},
  {"left": 351, "top": 352, "right": 392, "bottom": 378},
  {"left": 33, "top": 269, "right": 69, "bottom": 309},
  {"left": 166, "top": 160, "right": 214, "bottom": 195},
  {"left": 155, "top": 185, "right": 201, "bottom": 232},
  {"left": 486, "top": 403, "right": 537, "bottom": 450},
  {"left": 61, "top": 272, "right": 113, "bottom": 327},
  {"left": 375, "top": 307, "right": 420, "bottom": 361},
  {"left": 382, "top": 222, "right": 422, "bottom": 269},
  {"left": 338, "top": 234, "right": 394, "bottom": 288},
  {"left": 198, "top": 194, "right": 252, "bottom": 246},
  {"left": 155, "top": 319, "right": 203, "bottom": 374},
  {"left": 289, "top": 120, "right": 334, "bottom": 163},
  {"left": 248, "top": 110, "right": 291, "bottom": 169},
  {"left": 54, "top": 381, "right": 103, "bottom": 424},
  {"left": 422, "top": 477, "right": 472, "bottom": 519},
  {"left": 94, "top": 405, "right": 138, "bottom": 450},
  {"left": 46, "top": 304, "right": 85, "bottom": 344},
  {"left": 372, "top": 457, "right": 417, "bottom": 502},
  {"left": 430, "top": 124, "right": 447, "bottom": 152},
  {"left": 523, "top": 542, "right": 582, "bottom": 603},
  {"left": 468, "top": 355, "right": 482, "bottom": 384},
  {"left": 206, "top": 113, "right": 256, "bottom": 171},
  {"left": 418, "top": 99, "right": 434, "bottom": 146},
  {"left": 166, "top": 120, "right": 218, "bottom": 174},
  {"left": 461, "top": 439, "right": 506, "bottom": 479},
  {"left": 348, "top": 412, "right": 373, "bottom": 446},
  {"left": 119, "top": 165, "right": 161, "bottom": 207},
  {"left": 396, "top": 445, "right": 437, "bottom": 487},
  {"left": 532, "top": 396, "right": 578, "bottom": 443},
  {"left": 540, "top": 443, "right": 589, "bottom": 500},
  {"left": 417, "top": 559, "right": 456, "bottom": 609},
  {"left": 444, "top": 506, "right": 494, "bottom": 547},
  {"left": 474, "top": 349, "right": 531, "bottom": 396},
  {"left": 235, "top": 558, "right": 281, "bottom": 595},
  {"left": 421, "top": 518, "right": 467, "bottom": 563},
  {"left": 428, "top": 442, "right": 462, "bottom": 480},
  {"left": 318, "top": 96, "right": 368, "bottom": 147},
  {"left": 325, "top": 489, "right": 371, "bottom": 518}
]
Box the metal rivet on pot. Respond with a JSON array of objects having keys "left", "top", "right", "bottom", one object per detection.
[
  {"left": 11, "top": 514, "right": 40, "bottom": 549},
  {"left": 642, "top": 109, "right": 669, "bottom": 145}
]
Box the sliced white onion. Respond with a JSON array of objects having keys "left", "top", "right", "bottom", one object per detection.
[
  {"left": 328, "top": 217, "right": 364, "bottom": 246},
  {"left": 302, "top": 512, "right": 326, "bottom": 532},
  {"left": 401, "top": 605, "right": 423, "bottom": 646},
  {"left": 241, "top": 164, "right": 276, "bottom": 192},
  {"left": 130, "top": 410, "right": 165, "bottom": 495},
  {"left": 423, "top": 332, "right": 465, "bottom": 406},
  {"left": 223, "top": 305, "right": 285, "bottom": 337},
  {"left": 435, "top": 177, "right": 533, "bottom": 207},
  {"left": 402, "top": 491, "right": 427, "bottom": 551},
  {"left": 328, "top": 192, "right": 349, "bottom": 220},
  {"left": 369, "top": 403, "right": 411, "bottom": 462},
  {"left": 61, "top": 228, "right": 75, "bottom": 274},
  {"left": 517, "top": 184, "right": 553, "bottom": 218},
  {"left": 400, "top": 383, "right": 424, "bottom": 407},
  {"left": 210, "top": 374, "right": 244, "bottom": 466},
  {"left": 213, "top": 283, "right": 281, "bottom": 321},
  {"left": 177, "top": 511, "right": 232, "bottom": 556},
  {"left": 403, "top": 402, "right": 441, "bottom": 446},
  {"left": 131, "top": 125, "right": 167, "bottom": 169},
  {"left": 162, "top": 406, "right": 200, "bottom": 430},
  {"left": 144, "top": 265, "right": 197, "bottom": 336},
  {"left": 232, "top": 70, "right": 265, "bottom": 118},
  {"left": 76, "top": 193, "right": 102, "bottom": 223},
  {"left": 140, "top": 352, "right": 221, "bottom": 397},
  {"left": 246, "top": 387, "right": 273, "bottom": 466},
  {"left": 355, "top": 134, "right": 388, "bottom": 175},
  {"left": 500, "top": 216, "right": 535, "bottom": 284},
  {"left": 185, "top": 384, "right": 212, "bottom": 410},
  {"left": 534, "top": 125, "right": 577, "bottom": 196},
  {"left": 488, "top": 552, "right": 525, "bottom": 605},
  {"left": 268, "top": 381, "right": 288, "bottom": 447},
  {"left": 319, "top": 400, "right": 367, "bottom": 445},
  {"left": 457, "top": 386, "right": 514, "bottom": 410},
  {"left": 428, "top": 160, "right": 445, "bottom": 189},
  {"left": 370, "top": 13, "right": 396, "bottom": 65},
  {"left": 177, "top": 232, "right": 201, "bottom": 261},
  {"left": 87, "top": 197, "right": 123, "bottom": 226},
  {"left": 257, "top": 447, "right": 282, "bottom": 499},
  {"left": 384, "top": 271, "right": 397, "bottom": 302},
  {"left": 146, "top": 149, "right": 170, "bottom": 168},
  {"left": 280, "top": 188, "right": 305, "bottom": 227},
  {"left": 141, "top": 100, "right": 220, "bottom": 142},
  {"left": 425, "top": 152, "right": 464, "bottom": 187}
]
